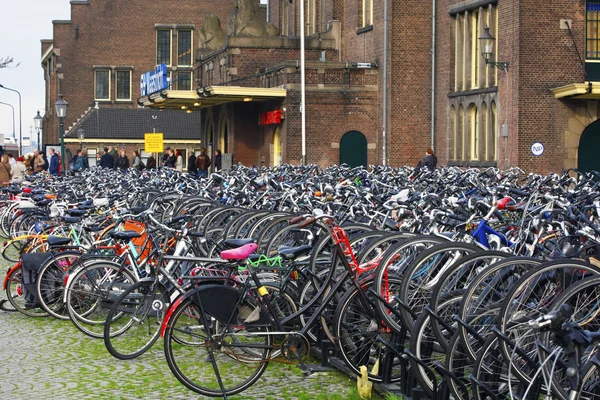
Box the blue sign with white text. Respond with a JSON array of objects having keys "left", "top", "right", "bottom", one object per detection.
[{"left": 140, "top": 64, "right": 168, "bottom": 96}]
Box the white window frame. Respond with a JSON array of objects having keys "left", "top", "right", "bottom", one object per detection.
[
  {"left": 116, "top": 70, "right": 132, "bottom": 101},
  {"left": 94, "top": 70, "right": 111, "bottom": 101},
  {"left": 177, "top": 29, "right": 193, "bottom": 67},
  {"left": 156, "top": 29, "right": 172, "bottom": 66}
]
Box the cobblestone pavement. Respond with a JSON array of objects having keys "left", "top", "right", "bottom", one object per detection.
[{"left": 0, "top": 297, "right": 375, "bottom": 400}]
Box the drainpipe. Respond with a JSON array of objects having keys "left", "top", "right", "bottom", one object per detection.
[
  {"left": 430, "top": 0, "right": 436, "bottom": 150},
  {"left": 266, "top": 0, "right": 270, "bottom": 23},
  {"left": 382, "top": 0, "right": 388, "bottom": 165},
  {"left": 301, "top": 0, "right": 306, "bottom": 165}
]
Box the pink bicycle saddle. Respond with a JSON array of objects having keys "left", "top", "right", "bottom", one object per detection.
[{"left": 220, "top": 243, "right": 258, "bottom": 261}]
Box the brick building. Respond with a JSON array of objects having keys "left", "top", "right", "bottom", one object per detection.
[{"left": 41, "top": 0, "right": 600, "bottom": 173}]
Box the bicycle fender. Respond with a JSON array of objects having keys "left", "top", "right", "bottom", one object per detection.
[
  {"left": 3, "top": 262, "right": 21, "bottom": 290},
  {"left": 161, "top": 284, "right": 242, "bottom": 337}
]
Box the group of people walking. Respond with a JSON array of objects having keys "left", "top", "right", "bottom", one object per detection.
[{"left": 96, "top": 145, "right": 223, "bottom": 178}]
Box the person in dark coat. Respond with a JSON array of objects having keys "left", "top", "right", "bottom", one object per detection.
[
  {"left": 108, "top": 146, "right": 118, "bottom": 169},
  {"left": 421, "top": 148, "right": 437, "bottom": 171},
  {"left": 195, "top": 148, "right": 211, "bottom": 178},
  {"left": 99, "top": 147, "right": 114, "bottom": 168},
  {"left": 146, "top": 153, "right": 157, "bottom": 169},
  {"left": 213, "top": 149, "right": 222, "bottom": 172},
  {"left": 49, "top": 148, "right": 60, "bottom": 176},
  {"left": 164, "top": 148, "right": 176, "bottom": 168},
  {"left": 188, "top": 152, "right": 197, "bottom": 174},
  {"left": 115, "top": 150, "right": 130, "bottom": 170}
]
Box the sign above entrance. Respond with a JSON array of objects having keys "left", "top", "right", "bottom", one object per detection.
[
  {"left": 258, "top": 110, "right": 282, "bottom": 125},
  {"left": 140, "top": 64, "right": 168, "bottom": 96},
  {"left": 145, "top": 133, "right": 164, "bottom": 153},
  {"left": 531, "top": 142, "right": 544, "bottom": 156}
]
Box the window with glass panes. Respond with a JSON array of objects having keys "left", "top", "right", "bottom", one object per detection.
[
  {"left": 95, "top": 70, "right": 110, "bottom": 100},
  {"left": 178, "top": 30, "right": 192, "bottom": 66},
  {"left": 176, "top": 71, "right": 192, "bottom": 91},
  {"left": 157, "top": 30, "right": 171, "bottom": 65},
  {"left": 587, "top": 1, "right": 600, "bottom": 59},
  {"left": 362, "top": 0, "right": 373, "bottom": 27},
  {"left": 116, "top": 70, "right": 131, "bottom": 100}
]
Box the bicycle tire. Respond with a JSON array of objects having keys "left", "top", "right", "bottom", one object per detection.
[
  {"left": 36, "top": 251, "right": 82, "bottom": 320},
  {"left": 5, "top": 264, "right": 49, "bottom": 317},
  {"left": 104, "top": 279, "right": 170, "bottom": 360},
  {"left": 163, "top": 295, "right": 271, "bottom": 397},
  {"left": 65, "top": 261, "right": 137, "bottom": 338}
]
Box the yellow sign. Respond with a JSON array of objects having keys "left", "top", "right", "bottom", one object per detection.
[{"left": 145, "top": 133, "right": 164, "bottom": 153}]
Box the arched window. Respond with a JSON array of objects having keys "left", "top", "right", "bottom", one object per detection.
[
  {"left": 480, "top": 102, "right": 488, "bottom": 161},
  {"left": 457, "top": 105, "right": 464, "bottom": 161},
  {"left": 489, "top": 102, "right": 497, "bottom": 161},
  {"left": 449, "top": 106, "right": 457, "bottom": 161},
  {"left": 467, "top": 103, "right": 478, "bottom": 160},
  {"left": 220, "top": 117, "right": 228, "bottom": 154}
]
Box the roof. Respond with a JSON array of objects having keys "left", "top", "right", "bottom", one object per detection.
[
  {"left": 65, "top": 108, "right": 201, "bottom": 139},
  {"left": 138, "top": 86, "right": 287, "bottom": 110}
]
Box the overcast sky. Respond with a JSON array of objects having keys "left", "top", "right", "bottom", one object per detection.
[{"left": 0, "top": 1, "right": 72, "bottom": 147}]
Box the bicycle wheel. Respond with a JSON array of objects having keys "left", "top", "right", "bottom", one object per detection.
[
  {"left": 580, "top": 362, "right": 600, "bottom": 399},
  {"left": 36, "top": 251, "right": 81, "bottom": 320},
  {"left": 5, "top": 264, "right": 49, "bottom": 317},
  {"left": 498, "top": 259, "right": 600, "bottom": 387},
  {"left": 163, "top": 296, "right": 271, "bottom": 397},
  {"left": 103, "top": 279, "right": 170, "bottom": 359},
  {"left": 471, "top": 335, "right": 515, "bottom": 400},
  {"left": 458, "top": 256, "right": 542, "bottom": 360},
  {"left": 65, "top": 261, "right": 137, "bottom": 338},
  {"left": 334, "top": 277, "right": 404, "bottom": 383},
  {"left": 445, "top": 331, "right": 474, "bottom": 400}
]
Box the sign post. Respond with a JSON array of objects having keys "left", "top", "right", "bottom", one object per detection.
[{"left": 145, "top": 133, "right": 164, "bottom": 153}]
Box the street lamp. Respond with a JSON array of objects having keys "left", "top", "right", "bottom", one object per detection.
[
  {"left": 0, "top": 84, "right": 22, "bottom": 155},
  {"left": 0, "top": 101, "right": 15, "bottom": 141},
  {"left": 479, "top": 26, "right": 510, "bottom": 167},
  {"left": 77, "top": 128, "right": 85, "bottom": 150},
  {"left": 478, "top": 26, "right": 509, "bottom": 71},
  {"left": 34, "top": 110, "right": 43, "bottom": 152},
  {"left": 55, "top": 94, "right": 68, "bottom": 176}
]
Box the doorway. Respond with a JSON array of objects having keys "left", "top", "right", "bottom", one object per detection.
[{"left": 339, "top": 130, "right": 367, "bottom": 167}]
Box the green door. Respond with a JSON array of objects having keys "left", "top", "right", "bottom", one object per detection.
[
  {"left": 339, "top": 130, "right": 367, "bottom": 168},
  {"left": 578, "top": 120, "right": 600, "bottom": 174}
]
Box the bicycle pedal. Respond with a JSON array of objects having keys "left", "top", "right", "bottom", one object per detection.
[{"left": 301, "top": 367, "right": 313, "bottom": 377}]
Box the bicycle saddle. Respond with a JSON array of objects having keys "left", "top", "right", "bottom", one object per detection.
[
  {"left": 62, "top": 216, "right": 82, "bottom": 224},
  {"left": 111, "top": 230, "right": 142, "bottom": 240},
  {"left": 220, "top": 243, "right": 257, "bottom": 261},
  {"left": 66, "top": 209, "right": 87, "bottom": 216},
  {"left": 278, "top": 245, "right": 313, "bottom": 260},
  {"left": 222, "top": 238, "right": 255, "bottom": 249},
  {"left": 47, "top": 235, "right": 72, "bottom": 247}
]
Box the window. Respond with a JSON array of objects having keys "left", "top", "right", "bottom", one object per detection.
[
  {"left": 95, "top": 70, "right": 110, "bottom": 100},
  {"left": 362, "top": 0, "right": 373, "bottom": 27},
  {"left": 178, "top": 30, "right": 192, "bottom": 66},
  {"left": 280, "top": 0, "right": 289, "bottom": 36},
  {"left": 587, "top": 1, "right": 600, "bottom": 59},
  {"left": 175, "top": 71, "right": 192, "bottom": 91},
  {"left": 116, "top": 70, "right": 131, "bottom": 101},
  {"left": 453, "top": 4, "right": 497, "bottom": 91},
  {"left": 87, "top": 148, "right": 97, "bottom": 168},
  {"left": 307, "top": 0, "right": 316, "bottom": 35},
  {"left": 157, "top": 29, "right": 172, "bottom": 65}
]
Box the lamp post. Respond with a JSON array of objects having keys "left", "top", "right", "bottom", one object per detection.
[
  {"left": 479, "top": 26, "right": 510, "bottom": 167},
  {"left": 34, "top": 110, "right": 43, "bottom": 152},
  {"left": 55, "top": 94, "right": 68, "bottom": 176},
  {"left": 77, "top": 128, "right": 85, "bottom": 150},
  {"left": 0, "top": 101, "right": 15, "bottom": 141},
  {"left": 0, "top": 84, "right": 22, "bottom": 155}
]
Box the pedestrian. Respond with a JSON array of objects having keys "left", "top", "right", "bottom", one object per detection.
[
  {"left": 195, "top": 147, "right": 211, "bottom": 178},
  {"left": 131, "top": 150, "right": 143, "bottom": 170},
  {"left": 42, "top": 152, "right": 49, "bottom": 171},
  {"left": 175, "top": 150, "right": 184, "bottom": 172},
  {"left": 99, "top": 147, "right": 113, "bottom": 168},
  {"left": 11, "top": 156, "right": 27, "bottom": 183},
  {"left": 108, "top": 145, "right": 118, "bottom": 169},
  {"left": 33, "top": 150, "right": 44, "bottom": 174},
  {"left": 214, "top": 149, "right": 222, "bottom": 172},
  {"left": 7, "top": 153, "right": 16, "bottom": 166},
  {"left": 164, "top": 147, "right": 176, "bottom": 168},
  {"left": 0, "top": 154, "right": 11, "bottom": 186},
  {"left": 420, "top": 148, "right": 437, "bottom": 171},
  {"left": 115, "top": 149, "right": 130, "bottom": 170},
  {"left": 24, "top": 154, "right": 32, "bottom": 173},
  {"left": 49, "top": 148, "right": 60, "bottom": 176},
  {"left": 146, "top": 153, "right": 157, "bottom": 169},
  {"left": 74, "top": 148, "right": 88, "bottom": 172},
  {"left": 188, "top": 151, "right": 197, "bottom": 175}
]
